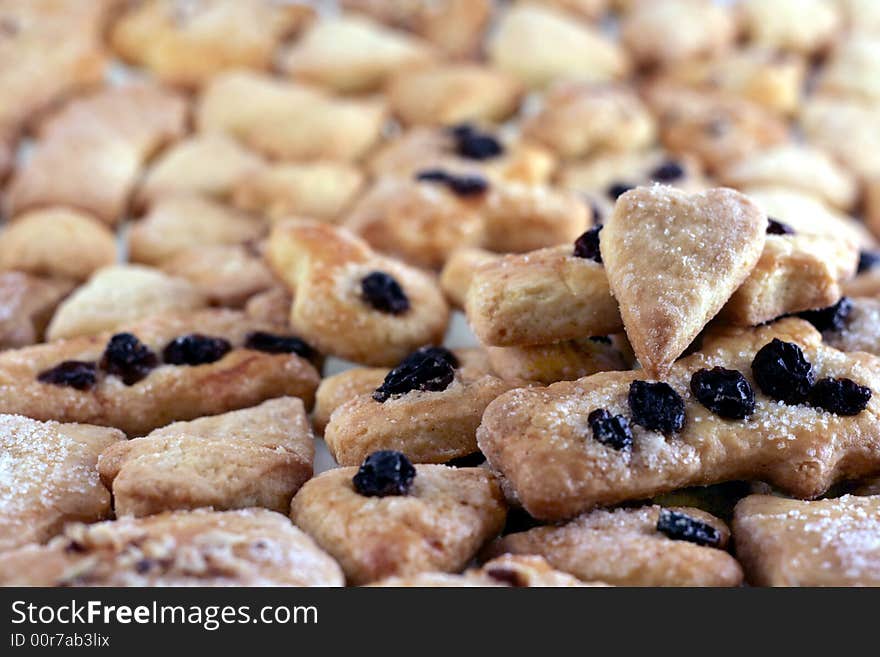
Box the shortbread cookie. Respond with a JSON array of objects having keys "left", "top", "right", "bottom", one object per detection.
[
  {"left": 313, "top": 367, "right": 388, "bottom": 435},
  {"left": 487, "top": 335, "right": 633, "bottom": 385},
  {"left": 0, "top": 309, "right": 321, "bottom": 435},
  {"left": 5, "top": 83, "right": 188, "bottom": 224},
  {"left": 196, "top": 71, "right": 386, "bottom": 162},
  {"left": 820, "top": 297, "right": 880, "bottom": 356},
  {"left": 128, "top": 195, "right": 266, "bottom": 266},
  {"left": 388, "top": 64, "right": 523, "bottom": 127},
  {"left": 110, "top": 0, "right": 314, "bottom": 87},
  {"left": 99, "top": 398, "right": 314, "bottom": 518},
  {"left": 523, "top": 82, "right": 655, "bottom": 160},
  {"left": 0, "top": 414, "right": 123, "bottom": 552},
  {"left": 440, "top": 247, "right": 499, "bottom": 309},
  {"left": 232, "top": 161, "right": 365, "bottom": 223},
  {"left": 245, "top": 285, "right": 293, "bottom": 327},
  {"left": 738, "top": 0, "right": 841, "bottom": 55},
  {"left": 324, "top": 347, "right": 515, "bottom": 465},
  {"left": 620, "top": 0, "right": 735, "bottom": 67},
  {"left": 0, "top": 207, "right": 116, "bottom": 281},
  {"left": 46, "top": 265, "right": 208, "bottom": 341},
  {"left": 817, "top": 36, "right": 880, "bottom": 105},
  {"left": 267, "top": 219, "right": 449, "bottom": 366},
  {"left": 488, "top": 4, "right": 629, "bottom": 88},
  {"left": 0, "top": 273, "right": 73, "bottom": 350},
  {"left": 487, "top": 505, "right": 742, "bottom": 587},
  {"left": 345, "top": 174, "right": 587, "bottom": 269},
  {"left": 136, "top": 134, "right": 264, "bottom": 209},
  {"left": 733, "top": 494, "right": 880, "bottom": 586},
  {"left": 479, "top": 318, "right": 880, "bottom": 520},
  {"left": 466, "top": 242, "right": 622, "bottom": 347},
  {"left": 290, "top": 457, "right": 506, "bottom": 584},
  {"left": 283, "top": 15, "right": 434, "bottom": 93},
  {"left": 601, "top": 187, "right": 767, "bottom": 376},
  {"left": 844, "top": 262, "right": 880, "bottom": 297},
  {"left": 800, "top": 97, "right": 880, "bottom": 184},
  {"left": 0, "top": 508, "right": 343, "bottom": 586}
]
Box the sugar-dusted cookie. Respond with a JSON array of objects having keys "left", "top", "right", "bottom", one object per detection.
[
  {"left": 733, "top": 494, "right": 880, "bottom": 586},
  {"left": 620, "top": 0, "right": 735, "bottom": 67},
  {"left": 196, "top": 71, "right": 387, "bottom": 162},
  {"left": 523, "top": 82, "right": 655, "bottom": 160},
  {"left": 601, "top": 186, "right": 767, "bottom": 376},
  {"left": 440, "top": 247, "right": 498, "bottom": 309},
  {"left": 738, "top": 0, "right": 841, "bottom": 55},
  {"left": 128, "top": 195, "right": 266, "bottom": 267},
  {"left": 290, "top": 455, "right": 506, "bottom": 584},
  {"left": 387, "top": 64, "right": 523, "bottom": 127},
  {"left": 801, "top": 96, "right": 880, "bottom": 185},
  {"left": 110, "top": 0, "right": 314, "bottom": 87},
  {"left": 99, "top": 398, "right": 314, "bottom": 518},
  {"left": 0, "top": 207, "right": 116, "bottom": 282},
  {"left": 267, "top": 219, "right": 449, "bottom": 366},
  {"left": 282, "top": 15, "right": 434, "bottom": 94},
  {"left": 0, "top": 414, "right": 123, "bottom": 552},
  {"left": 0, "top": 309, "right": 321, "bottom": 436},
  {"left": 324, "top": 347, "right": 516, "bottom": 465},
  {"left": 245, "top": 285, "right": 292, "bottom": 327},
  {"left": 232, "top": 161, "right": 365, "bottom": 223},
  {"left": 46, "top": 265, "right": 208, "bottom": 341},
  {"left": 5, "top": 83, "right": 187, "bottom": 224},
  {"left": 819, "top": 297, "right": 880, "bottom": 356},
  {"left": 0, "top": 272, "right": 73, "bottom": 350},
  {"left": 488, "top": 4, "right": 629, "bottom": 88},
  {"left": 487, "top": 505, "right": 742, "bottom": 587},
  {"left": 479, "top": 318, "right": 880, "bottom": 520},
  {"left": 313, "top": 367, "right": 387, "bottom": 435},
  {"left": 0, "top": 508, "right": 343, "bottom": 586}
]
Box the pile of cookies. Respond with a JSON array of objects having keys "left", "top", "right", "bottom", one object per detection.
[{"left": 1, "top": 0, "right": 879, "bottom": 587}]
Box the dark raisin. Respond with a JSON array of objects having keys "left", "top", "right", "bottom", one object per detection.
[
  {"left": 449, "top": 123, "right": 504, "bottom": 160},
  {"left": 244, "top": 331, "right": 317, "bottom": 363},
  {"left": 37, "top": 361, "right": 97, "bottom": 390},
  {"left": 751, "top": 338, "right": 815, "bottom": 404},
  {"left": 587, "top": 409, "right": 633, "bottom": 450},
  {"left": 766, "top": 217, "right": 794, "bottom": 235},
  {"left": 573, "top": 226, "right": 602, "bottom": 263},
  {"left": 361, "top": 271, "right": 410, "bottom": 315},
  {"left": 796, "top": 298, "right": 853, "bottom": 332},
  {"left": 858, "top": 250, "right": 880, "bottom": 274},
  {"left": 373, "top": 346, "right": 458, "bottom": 402},
  {"left": 690, "top": 367, "right": 756, "bottom": 420},
  {"left": 445, "top": 451, "right": 486, "bottom": 467},
  {"left": 162, "top": 334, "right": 231, "bottom": 366},
  {"left": 64, "top": 540, "right": 86, "bottom": 554},
  {"left": 656, "top": 509, "right": 721, "bottom": 547},
  {"left": 134, "top": 559, "right": 154, "bottom": 574},
  {"left": 628, "top": 380, "right": 685, "bottom": 434},
  {"left": 607, "top": 182, "right": 634, "bottom": 200},
  {"left": 808, "top": 377, "right": 872, "bottom": 416},
  {"left": 99, "top": 333, "right": 158, "bottom": 385},
  {"left": 650, "top": 160, "right": 685, "bottom": 182},
  {"left": 588, "top": 335, "right": 612, "bottom": 345},
  {"left": 352, "top": 450, "right": 416, "bottom": 497},
  {"left": 415, "top": 168, "right": 488, "bottom": 196},
  {"left": 485, "top": 568, "right": 526, "bottom": 587}
]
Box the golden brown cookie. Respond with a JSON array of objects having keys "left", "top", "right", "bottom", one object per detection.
[
  {"left": 479, "top": 318, "right": 880, "bottom": 520},
  {"left": 0, "top": 272, "right": 73, "bottom": 350},
  {"left": 439, "top": 247, "right": 499, "bottom": 309},
  {"left": 733, "top": 494, "right": 880, "bottom": 586},
  {"left": 0, "top": 508, "right": 343, "bottom": 586},
  {"left": 290, "top": 460, "right": 506, "bottom": 584},
  {"left": 0, "top": 414, "right": 123, "bottom": 552},
  {"left": 313, "top": 367, "right": 388, "bottom": 435}
]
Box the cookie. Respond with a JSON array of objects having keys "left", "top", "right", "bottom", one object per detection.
[
  {"left": 0, "top": 308, "right": 321, "bottom": 436},
  {"left": 196, "top": 71, "right": 387, "bottom": 162},
  {"left": 99, "top": 397, "right": 314, "bottom": 518},
  {"left": 0, "top": 207, "right": 116, "bottom": 282},
  {"left": 313, "top": 367, "right": 387, "bottom": 435},
  {"left": 110, "top": 0, "right": 314, "bottom": 87},
  {"left": 232, "top": 161, "right": 366, "bottom": 223},
  {"left": 738, "top": 0, "right": 841, "bottom": 55},
  {"left": 128, "top": 195, "right": 266, "bottom": 267},
  {"left": 817, "top": 36, "right": 880, "bottom": 105},
  {"left": 0, "top": 508, "right": 343, "bottom": 586},
  {"left": 523, "top": 82, "right": 655, "bottom": 160},
  {"left": 0, "top": 272, "right": 73, "bottom": 350},
  {"left": 439, "top": 247, "right": 498, "bottom": 309},
  {"left": 478, "top": 318, "right": 880, "bottom": 520},
  {"left": 290, "top": 459, "right": 506, "bottom": 584},
  {"left": 46, "top": 265, "right": 208, "bottom": 341},
  {"left": 5, "top": 83, "right": 188, "bottom": 224},
  {"left": 0, "top": 414, "right": 123, "bottom": 552},
  {"left": 836, "top": 0, "right": 880, "bottom": 36},
  {"left": 486, "top": 505, "right": 742, "bottom": 587},
  {"left": 244, "top": 285, "right": 293, "bottom": 328},
  {"left": 488, "top": 4, "right": 629, "bottom": 88},
  {"left": 282, "top": 15, "right": 434, "bottom": 94},
  {"left": 733, "top": 494, "right": 880, "bottom": 586},
  {"left": 800, "top": 96, "right": 880, "bottom": 184},
  {"left": 820, "top": 297, "right": 880, "bottom": 356},
  {"left": 601, "top": 186, "right": 767, "bottom": 376},
  {"left": 266, "top": 219, "right": 449, "bottom": 366}
]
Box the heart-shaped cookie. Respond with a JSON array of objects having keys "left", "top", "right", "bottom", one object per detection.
[{"left": 601, "top": 186, "right": 766, "bottom": 376}]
